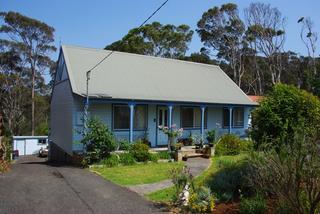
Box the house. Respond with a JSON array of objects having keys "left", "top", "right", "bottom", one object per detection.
[{"left": 49, "top": 45, "right": 257, "bottom": 161}]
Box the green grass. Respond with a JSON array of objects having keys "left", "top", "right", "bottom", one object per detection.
[
  {"left": 147, "top": 154, "right": 247, "bottom": 202},
  {"left": 90, "top": 162, "right": 184, "bottom": 186}
]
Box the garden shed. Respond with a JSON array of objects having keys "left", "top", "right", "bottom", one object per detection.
[{"left": 13, "top": 136, "right": 48, "bottom": 156}]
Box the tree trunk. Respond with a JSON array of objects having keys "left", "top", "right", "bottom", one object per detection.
[{"left": 32, "top": 68, "right": 35, "bottom": 136}]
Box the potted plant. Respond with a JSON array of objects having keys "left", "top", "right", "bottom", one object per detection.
[
  {"left": 159, "top": 124, "right": 183, "bottom": 152},
  {"left": 206, "top": 130, "right": 216, "bottom": 147}
]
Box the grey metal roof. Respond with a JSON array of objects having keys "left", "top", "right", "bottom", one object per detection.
[{"left": 62, "top": 45, "right": 256, "bottom": 106}]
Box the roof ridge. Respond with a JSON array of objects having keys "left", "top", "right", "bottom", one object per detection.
[{"left": 61, "top": 44, "right": 221, "bottom": 70}]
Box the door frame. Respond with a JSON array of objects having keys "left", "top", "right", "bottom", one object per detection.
[{"left": 156, "top": 105, "right": 169, "bottom": 147}]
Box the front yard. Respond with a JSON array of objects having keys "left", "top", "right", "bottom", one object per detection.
[
  {"left": 90, "top": 162, "right": 184, "bottom": 186},
  {"left": 147, "top": 154, "right": 247, "bottom": 202}
]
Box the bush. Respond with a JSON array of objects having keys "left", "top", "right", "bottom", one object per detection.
[
  {"left": 239, "top": 139, "right": 254, "bottom": 152},
  {"left": 129, "top": 141, "right": 151, "bottom": 162},
  {"left": 157, "top": 151, "right": 171, "bottom": 160},
  {"left": 119, "top": 152, "right": 136, "bottom": 165},
  {"left": 207, "top": 160, "right": 253, "bottom": 202},
  {"left": 215, "top": 134, "right": 242, "bottom": 156},
  {"left": 240, "top": 195, "right": 267, "bottom": 214},
  {"left": 251, "top": 84, "right": 320, "bottom": 149},
  {"left": 170, "top": 166, "right": 193, "bottom": 202},
  {"left": 188, "top": 186, "right": 215, "bottom": 213},
  {"left": 150, "top": 153, "right": 159, "bottom": 163},
  {"left": 249, "top": 128, "right": 320, "bottom": 214},
  {"left": 99, "top": 154, "right": 119, "bottom": 167},
  {"left": 206, "top": 129, "right": 216, "bottom": 143},
  {"left": 82, "top": 118, "right": 116, "bottom": 165},
  {"left": 117, "top": 140, "right": 131, "bottom": 151}
]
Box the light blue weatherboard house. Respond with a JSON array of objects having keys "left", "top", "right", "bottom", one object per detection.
[{"left": 49, "top": 45, "right": 257, "bottom": 161}]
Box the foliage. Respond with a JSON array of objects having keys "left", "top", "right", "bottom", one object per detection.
[
  {"left": 188, "top": 186, "right": 215, "bottom": 213},
  {"left": 197, "top": 3, "right": 246, "bottom": 87},
  {"left": 149, "top": 153, "right": 159, "bottom": 163},
  {"left": 118, "top": 152, "right": 136, "bottom": 166},
  {"left": 169, "top": 166, "right": 193, "bottom": 202},
  {"left": 81, "top": 118, "right": 116, "bottom": 165},
  {"left": 0, "top": 11, "right": 56, "bottom": 135},
  {"left": 249, "top": 127, "right": 320, "bottom": 214},
  {"left": 158, "top": 124, "right": 183, "bottom": 138},
  {"left": 159, "top": 124, "right": 184, "bottom": 151},
  {"left": 129, "top": 141, "right": 151, "bottom": 162},
  {"left": 239, "top": 195, "right": 267, "bottom": 214},
  {"left": 250, "top": 84, "right": 320, "bottom": 150},
  {"left": 98, "top": 154, "right": 119, "bottom": 167},
  {"left": 0, "top": 160, "right": 10, "bottom": 173},
  {"left": 156, "top": 151, "right": 171, "bottom": 160},
  {"left": 239, "top": 139, "right": 254, "bottom": 152},
  {"left": 215, "top": 134, "right": 242, "bottom": 156},
  {"left": 105, "top": 21, "right": 193, "bottom": 58},
  {"left": 206, "top": 129, "right": 216, "bottom": 143},
  {"left": 148, "top": 155, "right": 247, "bottom": 202},
  {"left": 207, "top": 159, "right": 253, "bottom": 202},
  {"left": 117, "top": 139, "right": 131, "bottom": 151}
]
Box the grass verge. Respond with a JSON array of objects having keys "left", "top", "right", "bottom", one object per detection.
[
  {"left": 90, "top": 162, "right": 184, "bottom": 186},
  {"left": 146, "top": 154, "right": 247, "bottom": 202}
]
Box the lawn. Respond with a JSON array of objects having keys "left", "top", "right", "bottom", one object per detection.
[
  {"left": 147, "top": 154, "right": 247, "bottom": 202},
  {"left": 90, "top": 162, "right": 184, "bottom": 186}
]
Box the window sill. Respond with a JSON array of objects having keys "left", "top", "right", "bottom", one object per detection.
[{"left": 112, "top": 129, "right": 147, "bottom": 132}]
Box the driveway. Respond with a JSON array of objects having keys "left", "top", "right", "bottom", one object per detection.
[{"left": 0, "top": 156, "right": 161, "bottom": 214}]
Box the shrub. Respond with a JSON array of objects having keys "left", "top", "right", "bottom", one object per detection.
[
  {"left": 249, "top": 128, "right": 320, "bottom": 214},
  {"left": 157, "top": 151, "right": 171, "bottom": 160},
  {"left": 251, "top": 84, "right": 320, "bottom": 149},
  {"left": 240, "top": 195, "right": 267, "bottom": 214},
  {"left": 188, "top": 186, "right": 215, "bottom": 213},
  {"left": 239, "top": 139, "right": 254, "bottom": 152},
  {"left": 81, "top": 118, "right": 116, "bottom": 165},
  {"left": 119, "top": 152, "right": 136, "bottom": 165},
  {"left": 99, "top": 154, "right": 119, "bottom": 167},
  {"left": 215, "top": 134, "right": 241, "bottom": 156},
  {"left": 207, "top": 160, "right": 253, "bottom": 202},
  {"left": 129, "top": 141, "right": 151, "bottom": 162},
  {"left": 150, "top": 153, "right": 159, "bottom": 163},
  {"left": 206, "top": 129, "right": 216, "bottom": 143},
  {"left": 170, "top": 166, "right": 193, "bottom": 202},
  {"left": 0, "top": 160, "right": 10, "bottom": 173},
  {"left": 117, "top": 140, "right": 131, "bottom": 151}
]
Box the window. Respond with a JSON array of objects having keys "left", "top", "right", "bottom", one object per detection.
[
  {"left": 113, "top": 105, "right": 147, "bottom": 130},
  {"left": 38, "top": 139, "right": 47, "bottom": 145},
  {"left": 181, "top": 107, "right": 207, "bottom": 128},
  {"left": 223, "top": 107, "right": 244, "bottom": 128}
]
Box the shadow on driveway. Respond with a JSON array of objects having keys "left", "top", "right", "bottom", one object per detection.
[{"left": 0, "top": 156, "right": 163, "bottom": 214}]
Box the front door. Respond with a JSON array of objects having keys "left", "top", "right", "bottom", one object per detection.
[{"left": 157, "top": 106, "right": 168, "bottom": 146}]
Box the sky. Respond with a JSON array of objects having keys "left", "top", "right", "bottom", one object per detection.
[{"left": 1, "top": 0, "right": 320, "bottom": 61}]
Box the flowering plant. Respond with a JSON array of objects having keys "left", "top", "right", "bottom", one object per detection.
[
  {"left": 158, "top": 124, "right": 183, "bottom": 138},
  {"left": 159, "top": 124, "right": 183, "bottom": 151}
]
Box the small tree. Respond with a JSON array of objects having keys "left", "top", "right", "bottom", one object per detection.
[
  {"left": 250, "top": 84, "right": 320, "bottom": 149},
  {"left": 250, "top": 126, "right": 320, "bottom": 214},
  {"left": 81, "top": 118, "right": 116, "bottom": 165}
]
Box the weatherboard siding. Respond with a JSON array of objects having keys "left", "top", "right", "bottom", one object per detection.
[
  {"left": 50, "top": 78, "right": 74, "bottom": 155},
  {"left": 70, "top": 103, "right": 252, "bottom": 151}
]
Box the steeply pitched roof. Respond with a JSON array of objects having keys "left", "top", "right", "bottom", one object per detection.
[{"left": 62, "top": 45, "right": 256, "bottom": 106}]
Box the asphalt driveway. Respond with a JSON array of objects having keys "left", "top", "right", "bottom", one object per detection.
[{"left": 0, "top": 156, "right": 161, "bottom": 214}]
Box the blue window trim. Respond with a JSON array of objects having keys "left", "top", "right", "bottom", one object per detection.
[
  {"left": 222, "top": 107, "right": 244, "bottom": 129},
  {"left": 112, "top": 104, "right": 148, "bottom": 131},
  {"left": 180, "top": 106, "right": 208, "bottom": 129}
]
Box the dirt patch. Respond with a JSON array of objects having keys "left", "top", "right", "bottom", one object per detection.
[{"left": 213, "top": 202, "right": 239, "bottom": 214}]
